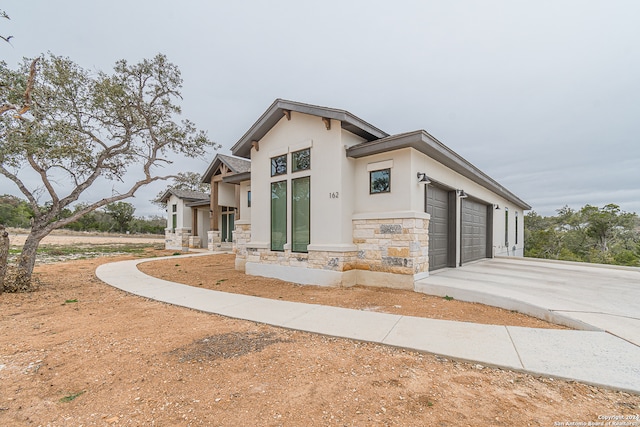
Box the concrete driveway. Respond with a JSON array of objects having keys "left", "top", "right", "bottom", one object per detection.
[{"left": 415, "top": 257, "right": 640, "bottom": 346}]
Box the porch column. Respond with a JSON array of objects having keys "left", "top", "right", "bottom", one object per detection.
[
  {"left": 235, "top": 184, "right": 241, "bottom": 220},
  {"left": 192, "top": 208, "right": 198, "bottom": 236},
  {"left": 211, "top": 180, "right": 219, "bottom": 231}
]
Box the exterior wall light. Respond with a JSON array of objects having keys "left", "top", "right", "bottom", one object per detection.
[
  {"left": 457, "top": 190, "right": 468, "bottom": 198},
  {"left": 417, "top": 172, "right": 431, "bottom": 185},
  {"left": 494, "top": 204, "right": 500, "bottom": 210}
]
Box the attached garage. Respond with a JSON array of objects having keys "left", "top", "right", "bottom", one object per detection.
[
  {"left": 461, "top": 198, "right": 491, "bottom": 264},
  {"left": 426, "top": 185, "right": 457, "bottom": 271}
]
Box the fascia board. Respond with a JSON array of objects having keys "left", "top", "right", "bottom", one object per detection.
[
  {"left": 231, "top": 99, "right": 388, "bottom": 159},
  {"left": 222, "top": 172, "right": 251, "bottom": 184},
  {"left": 201, "top": 156, "right": 221, "bottom": 184}
]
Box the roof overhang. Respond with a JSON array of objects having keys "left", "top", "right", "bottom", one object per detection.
[
  {"left": 185, "top": 200, "right": 210, "bottom": 208},
  {"left": 346, "top": 130, "right": 532, "bottom": 210},
  {"left": 231, "top": 99, "right": 389, "bottom": 159},
  {"left": 222, "top": 171, "right": 251, "bottom": 184},
  {"left": 202, "top": 153, "right": 251, "bottom": 183}
]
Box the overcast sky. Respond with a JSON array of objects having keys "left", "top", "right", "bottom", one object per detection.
[{"left": 2, "top": 0, "right": 639, "bottom": 217}]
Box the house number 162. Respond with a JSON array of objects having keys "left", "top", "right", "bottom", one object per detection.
[{"left": 329, "top": 192, "right": 339, "bottom": 199}]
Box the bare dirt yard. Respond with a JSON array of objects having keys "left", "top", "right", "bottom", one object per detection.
[{"left": 1, "top": 237, "right": 638, "bottom": 426}]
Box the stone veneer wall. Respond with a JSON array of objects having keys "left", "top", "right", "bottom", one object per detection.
[
  {"left": 352, "top": 217, "right": 429, "bottom": 277},
  {"left": 165, "top": 228, "right": 191, "bottom": 251},
  {"left": 234, "top": 215, "right": 429, "bottom": 288},
  {"left": 233, "top": 223, "right": 251, "bottom": 270},
  {"left": 207, "top": 230, "right": 222, "bottom": 251}
]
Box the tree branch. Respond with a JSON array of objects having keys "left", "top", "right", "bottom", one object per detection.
[
  {"left": 0, "top": 164, "right": 41, "bottom": 215},
  {"left": 49, "top": 174, "right": 176, "bottom": 230}
]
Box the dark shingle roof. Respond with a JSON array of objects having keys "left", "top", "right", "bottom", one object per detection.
[
  {"left": 158, "top": 188, "right": 210, "bottom": 204},
  {"left": 201, "top": 154, "right": 251, "bottom": 183}
]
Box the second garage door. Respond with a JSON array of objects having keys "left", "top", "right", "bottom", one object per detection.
[{"left": 461, "top": 198, "right": 488, "bottom": 263}]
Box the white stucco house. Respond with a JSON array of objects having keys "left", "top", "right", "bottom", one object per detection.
[
  {"left": 161, "top": 188, "right": 210, "bottom": 250},
  {"left": 201, "top": 154, "right": 251, "bottom": 251},
  {"left": 162, "top": 154, "right": 250, "bottom": 251},
  {"left": 208, "top": 99, "right": 531, "bottom": 290}
]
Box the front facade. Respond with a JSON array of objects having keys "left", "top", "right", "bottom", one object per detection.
[
  {"left": 223, "top": 99, "right": 530, "bottom": 290},
  {"left": 161, "top": 189, "right": 210, "bottom": 250},
  {"left": 201, "top": 154, "right": 251, "bottom": 251}
]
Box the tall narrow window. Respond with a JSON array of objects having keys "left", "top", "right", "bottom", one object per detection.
[
  {"left": 271, "top": 181, "right": 287, "bottom": 251},
  {"left": 247, "top": 190, "right": 251, "bottom": 208},
  {"left": 370, "top": 169, "right": 390, "bottom": 194},
  {"left": 515, "top": 211, "right": 518, "bottom": 245},
  {"left": 171, "top": 204, "right": 177, "bottom": 230},
  {"left": 292, "top": 176, "right": 310, "bottom": 253},
  {"left": 292, "top": 148, "right": 311, "bottom": 172},
  {"left": 505, "top": 208, "right": 509, "bottom": 246}
]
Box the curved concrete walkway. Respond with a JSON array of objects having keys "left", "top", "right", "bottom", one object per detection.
[{"left": 95, "top": 254, "right": 640, "bottom": 394}]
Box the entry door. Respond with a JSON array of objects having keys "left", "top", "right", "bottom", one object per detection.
[
  {"left": 426, "top": 186, "right": 450, "bottom": 271},
  {"left": 221, "top": 207, "right": 234, "bottom": 243}
]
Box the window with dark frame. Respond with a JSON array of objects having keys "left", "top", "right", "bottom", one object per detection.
[
  {"left": 505, "top": 209, "right": 509, "bottom": 246},
  {"left": 247, "top": 190, "right": 251, "bottom": 208},
  {"left": 515, "top": 211, "right": 518, "bottom": 245},
  {"left": 292, "top": 148, "right": 311, "bottom": 172},
  {"left": 370, "top": 169, "right": 390, "bottom": 194},
  {"left": 271, "top": 154, "right": 287, "bottom": 176},
  {"left": 171, "top": 204, "right": 177, "bottom": 230},
  {"left": 291, "top": 176, "right": 310, "bottom": 253},
  {"left": 270, "top": 181, "right": 287, "bottom": 251}
]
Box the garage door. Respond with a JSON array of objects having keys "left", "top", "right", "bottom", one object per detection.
[
  {"left": 461, "top": 198, "right": 488, "bottom": 263},
  {"left": 426, "top": 186, "right": 450, "bottom": 271}
]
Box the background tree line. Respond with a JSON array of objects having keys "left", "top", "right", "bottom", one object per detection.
[
  {"left": 525, "top": 204, "right": 640, "bottom": 267},
  {"left": 0, "top": 195, "right": 165, "bottom": 234}
]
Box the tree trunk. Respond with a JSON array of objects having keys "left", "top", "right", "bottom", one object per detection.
[
  {"left": 0, "top": 224, "right": 9, "bottom": 293},
  {"left": 10, "top": 228, "right": 46, "bottom": 292}
]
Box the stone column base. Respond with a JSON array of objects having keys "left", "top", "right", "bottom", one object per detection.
[
  {"left": 208, "top": 230, "right": 221, "bottom": 251},
  {"left": 188, "top": 236, "right": 201, "bottom": 249},
  {"left": 165, "top": 228, "right": 191, "bottom": 251}
]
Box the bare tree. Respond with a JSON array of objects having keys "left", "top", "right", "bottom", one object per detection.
[{"left": 0, "top": 54, "right": 218, "bottom": 291}]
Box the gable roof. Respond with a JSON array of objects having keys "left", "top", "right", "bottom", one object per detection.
[
  {"left": 202, "top": 153, "right": 251, "bottom": 183},
  {"left": 346, "top": 130, "right": 532, "bottom": 210},
  {"left": 158, "top": 188, "right": 210, "bottom": 204},
  {"left": 231, "top": 99, "right": 389, "bottom": 159}
]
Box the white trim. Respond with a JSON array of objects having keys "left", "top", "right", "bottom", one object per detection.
[
  {"left": 246, "top": 241, "right": 270, "bottom": 249},
  {"left": 307, "top": 244, "right": 358, "bottom": 252},
  {"left": 235, "top": 219, "right": 251, "bottom": 225},
  {"left": 367, "top": 159, "right": 394, "bottom": 172},
  {"left": 268, "top": 148, "right": 289, "bottom": 157},
  {"left": 352, "top": 211, "right": 430, "bottom": 221},
  {"left": 246, "top": 262, "right": 356, "bottom": 287},
  {"left": 289, "top": 139, "right": 313, "bottom": 152}
]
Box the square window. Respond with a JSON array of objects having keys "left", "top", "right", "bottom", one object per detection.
[
  {"left": 370, "top": 169, "right": 390, "bottom": 194},
  {"left": 292, "top": 148, "right": 311, "bottom": 172},
  {"left": 271, "top": 154, "right": 287, "bottom": 176}
]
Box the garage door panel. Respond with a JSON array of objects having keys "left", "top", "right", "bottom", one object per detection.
[
  {"left": 461, "top": 199, "right": 487, "bottom": 264},
  {"left": 427, "top": 186, "right": 449, "bottom": 271}
]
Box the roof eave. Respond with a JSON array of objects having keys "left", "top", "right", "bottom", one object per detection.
[
  {"left": 346, "top": 131, "right": 532, "bottom": 210},
  {"left": 231, "top": 99, "right": 389, "bottom": 159},
  {"left": 222, "top": 171, "right": 251, "bottom": 184}
]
